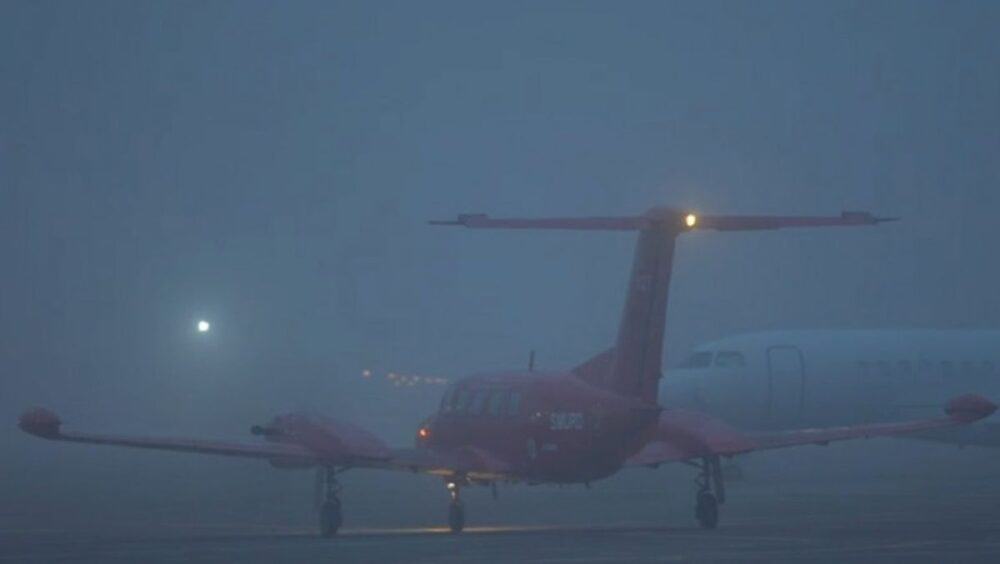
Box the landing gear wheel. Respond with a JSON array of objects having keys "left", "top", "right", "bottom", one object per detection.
[
  {"left": 695, "top": 492, "right": 718, "bottom": 530},
  {"left": 320, "top": 498, "right": 343, "bottom": 537},
  {"left": 448, "top": 501, "right": 465, "bottom": 533}
]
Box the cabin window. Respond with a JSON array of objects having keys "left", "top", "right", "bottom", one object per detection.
[
  {"left": 508, "top": 391, "right": 522, "bottom": 416},
  {"left": 678, "top": 351, "right": 713, "bottom": 369},
  {"left": 941, "top": 361, "right": 955, "bottom": 380},
  {"left": 487, "top": 390, "right": 506, "bottom": 416},
  {"left": 714, "top": 351, "right": 746, "bottom": 368},
  {"left": 469, "top": 389, "right": 489, "bottom": 415},
  {"left": 897, "top": 360, "right": 913, "bottom": 381},
  {"left": 440, "top": 385, "right": 458, "bottom": 413},
  {"left": 918, "top": 359, "right": 934, "bottom": 380},
  {"left": 454, "top": 389, "right": 472, "bottom": 414}
]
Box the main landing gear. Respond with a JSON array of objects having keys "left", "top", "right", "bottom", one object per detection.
[
  {"left": 694, "top": 455, "right": 725, "bottom": 530},
  {"left": 318, "top": 467, "right": 343, "bottom": 537},
  {"left": 446, "top": 481, "right": 465, "bottom": 533}
]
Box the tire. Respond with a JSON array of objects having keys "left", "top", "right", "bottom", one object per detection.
[
  {"left": 695, "top": 492, "right": 718, "bottom": 530},
  {"left": 448, "top": 501, "right": 465, "bottom": 533},
  {"left": 320, "top": 499, "right": 343, "bottom": 537}
]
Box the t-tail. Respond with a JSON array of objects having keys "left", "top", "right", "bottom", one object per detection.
[{"left": 431, "top": 208, "right": 895, "bottom": 406}]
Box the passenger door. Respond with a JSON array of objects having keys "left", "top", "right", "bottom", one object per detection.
[{"left": 766, "top": 346, "right": 805, "bottom": 428}]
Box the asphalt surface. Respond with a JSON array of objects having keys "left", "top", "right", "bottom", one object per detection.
[{"left": 4, "top": 479, "right": 1000, "bottom": 563}]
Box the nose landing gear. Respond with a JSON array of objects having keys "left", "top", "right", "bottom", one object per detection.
[
  {"left": 446, "top": 481, "right": 465, "bottom": 533},
  {"left": 694, "top": 455, "right": 724, "bottom": 530},
  {"left": 318, "top": 467, "right": 343, "bottom": 537}
]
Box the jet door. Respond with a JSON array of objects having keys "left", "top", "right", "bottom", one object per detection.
[{"left": 766, "top": 346, "right": 805, "bottom": 427}]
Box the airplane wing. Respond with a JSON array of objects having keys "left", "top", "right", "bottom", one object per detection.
[
  {"left": 18, "top": 407, "right": 511, "bottom": 480},
  {"left": 627, "top": 394, "right": 996, "bottom": 467}
]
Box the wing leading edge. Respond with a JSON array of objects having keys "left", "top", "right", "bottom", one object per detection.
[{"left": 18, "top": 407, "right": 512, "bottom": 479}]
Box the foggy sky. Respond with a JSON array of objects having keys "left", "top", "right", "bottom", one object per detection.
[{"left": 3, "top": 0, "right": 1000, "bottom": 530}]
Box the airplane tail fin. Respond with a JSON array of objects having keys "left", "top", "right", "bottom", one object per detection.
[{"left": 433, "top": 208, "right": 893, "bottom": 405}]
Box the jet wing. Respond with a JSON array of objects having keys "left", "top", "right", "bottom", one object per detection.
[
  {"left": 19, "top": 407, "right": 512, "bottom": 479},
  {"left": 627, "top": 394, "right": 996, "bottom": 467}
]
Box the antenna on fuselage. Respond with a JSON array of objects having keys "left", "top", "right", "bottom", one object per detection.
[{"left": 528, "top": 350, "right": 536, "bottom": 372}]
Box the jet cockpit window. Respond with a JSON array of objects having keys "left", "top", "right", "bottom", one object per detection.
[
  {"left": 714, "top": 351, "right": 746, "bottom": 368},
  {"left": 678, "top": 351, "right": 713, "bottom": 369}
]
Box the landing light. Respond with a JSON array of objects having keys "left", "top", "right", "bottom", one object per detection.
[
  {"left": 197, "top": 320, "right": 211, "bottom": 333},
  {"left": 685, "top": 213, "right": 698, "bottom": 228},
  {"left": 418, "top": 427, "right": 430, "bottom": 439}
]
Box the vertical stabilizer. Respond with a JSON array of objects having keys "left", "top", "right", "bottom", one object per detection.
[{"left": 609, "top": 221, "right": 678, "bottom": 402}]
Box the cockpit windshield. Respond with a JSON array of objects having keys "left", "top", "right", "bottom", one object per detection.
[
  {"left": 714, "top": 351, "right": 746, "bottom": 368},
  {"left": 677, "top": 350, "right": 746, "bottom": 369},
  {"left": 678, "top": 351, "right": 713, "bottom": 369}
]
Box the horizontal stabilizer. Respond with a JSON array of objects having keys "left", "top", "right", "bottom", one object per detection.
[
  {"left": 429, "top": 213, "right": 644, "bottom": 231},
  {"left": 431, "top": 208, "right": 896, "bottom": 234}
]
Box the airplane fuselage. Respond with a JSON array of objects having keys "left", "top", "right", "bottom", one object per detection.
[
  {"left": 662, "top": 329, "right": 1000, "bottom": 446},
  {"left": 418, "top": 372, "right": 659, "bottom": 483}
]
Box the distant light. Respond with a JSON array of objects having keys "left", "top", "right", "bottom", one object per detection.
[
  {"left": 685, "top": 213, "right": 698, "bottom": 228},
  {"left": 197, "top": 320, "right": 211, "bottom": 333},
  {"left": 362, "top": 369, "right": 372, "bottom": 379}
]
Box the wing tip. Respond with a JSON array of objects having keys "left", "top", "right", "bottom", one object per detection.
[
  {"left": 945, "top": 394, "right": 997, "bottom": 422},
  {"left": 19, "top": 407, "right": 63, "bottom": 439}
]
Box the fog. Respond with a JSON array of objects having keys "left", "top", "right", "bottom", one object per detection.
[{"left": 3, "top": 0, "right": 1000, "bottom": 534}]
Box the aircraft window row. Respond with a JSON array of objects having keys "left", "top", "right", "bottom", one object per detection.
[
  {"left": 677, "top": 351, "right": 746, "bottom": 369},
  {"left": 857, "top": 360, "right": 996, "bottom": 380},
  {"left": 441, "top": 387, "right": 522, "bottom": 417}
]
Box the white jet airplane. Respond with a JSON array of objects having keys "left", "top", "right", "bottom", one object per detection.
[{"left": 664, "top": 329, "right": 1000, "bottom": 446}]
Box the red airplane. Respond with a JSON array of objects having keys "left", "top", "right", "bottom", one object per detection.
[{"left": 19, "top": 207, "right": 996, "bottom": 537}]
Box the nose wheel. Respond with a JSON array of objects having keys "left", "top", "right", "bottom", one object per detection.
[
  {"left": 446, "top": 481, "right": 465, "bottom": 533},
  {"left": 693, "top": 456, "right": 724, "bottom": 530},
  {"left": 318, "top": 467, "right": 343, "bottom": 537}
]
